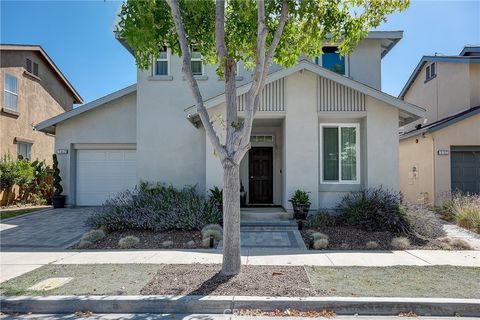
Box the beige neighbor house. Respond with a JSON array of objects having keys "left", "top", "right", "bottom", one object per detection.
[
  {"left": 36, "top": 31, "right": 425, "bottom": 210},
  {"left": 399, "top": 46, "right": 480, "bottom": 206},
  {"left": 0, "top": 44, "right": 83, "bottom": 163}
]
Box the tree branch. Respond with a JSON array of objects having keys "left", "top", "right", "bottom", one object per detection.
[
  {"left": 166, "top": 0, "right": 227, "bottom": 162},
  {"left": 235, "top": 0, "right": 289, "bottom": 162}
]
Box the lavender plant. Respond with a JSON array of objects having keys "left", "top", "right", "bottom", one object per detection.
[{"left": 86, "top": 182, "right": 222, "bottom": 232}]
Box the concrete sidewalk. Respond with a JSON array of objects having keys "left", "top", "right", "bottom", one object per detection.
[{"left": 1, "top": 249, "right": 479, "bottom": 283}]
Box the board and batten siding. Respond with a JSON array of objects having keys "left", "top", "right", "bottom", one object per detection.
[
  {"left": 317, "top": 76, "right": 366, "bottom": 112},
  {"left": 237, "top": 78, "right": 286, "bottom": 112}
]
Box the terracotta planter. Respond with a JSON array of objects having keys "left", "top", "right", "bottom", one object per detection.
[{"left": 289, "top": 200, "right": 311, "bottom": 220}]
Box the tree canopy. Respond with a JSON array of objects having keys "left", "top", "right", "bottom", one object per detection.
[{"left": 117, "top": 0, "right": 409, "bottom": 72}]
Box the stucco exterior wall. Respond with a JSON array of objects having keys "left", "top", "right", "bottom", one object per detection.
[
  {"left": 348, "top": 39, "right": 382, "bottom": 89},
  {"left": 432, "top": 114, "right": 480, "bottom": 204},
  {"left": 402, "top": 61, "right": 477, "bottom": 132},
  {"left": 54, "top": 92, "right": 136, "bottom": 206},
  {"left": 0, "top": 50, "right": 75, "bottom": 164},
  {"left": 365, "top": 97, "right": 400, "bottom": 191},
  {"left": 399, "top": 135, "right": 435, "bottom": 205}
]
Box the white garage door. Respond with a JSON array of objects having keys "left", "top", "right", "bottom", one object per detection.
[{"left": 76, "top": 149, "right": 137, "bottom": 206}]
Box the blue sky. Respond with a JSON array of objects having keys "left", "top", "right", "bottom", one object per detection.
[{"left": 1, "top": 1, "right": 479, "bottom": 104}]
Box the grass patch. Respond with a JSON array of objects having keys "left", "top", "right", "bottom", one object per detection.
[
  {"left": 0, "top": 264, "right": 159, "bottom": 296},
  {"left": 0, "top": 207, "right": 44, "bottom": 220},
  {"left": 306, "top": 265, "right": 480, "bottom": 298},
  {"left": 1, "top": 264, "right": 479, "bottom": 298}
]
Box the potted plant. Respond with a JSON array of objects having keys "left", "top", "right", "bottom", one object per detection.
[
  {"left": 209, "top": 186, "right": 223, "bottom": 211},
  {"left": 289, "top": 189, "right": 311, "bottom": 220},
  {"left": 240, "top": 181, "right": 247, "bottom": 207},
  {"left": 51, "top": 154, "right": 65, "bottom": 208}
]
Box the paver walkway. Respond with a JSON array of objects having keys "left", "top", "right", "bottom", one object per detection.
[
  {"left": 443, "top": 222, "right": 480, "bottom": 250},
  {"left": 0, "top": 207, "right": 94, "bottom": 251},
  {"left": 1, "top": 249, "right": 479, "bottom": 283}
]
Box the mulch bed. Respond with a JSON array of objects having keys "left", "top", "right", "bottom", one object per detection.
[
  {"left": 301, "top": 226, "right": 444, "bottom": 250},
  {"left": 74, "top": 230, "right": 208, "bottom": 249},
  {"left": 140, "top": 264, "right": 315, "bottom": 296}
]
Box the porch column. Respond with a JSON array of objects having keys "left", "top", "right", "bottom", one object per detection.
[{"left": 283, "top": 71, "right": 319, "bottom": 211}]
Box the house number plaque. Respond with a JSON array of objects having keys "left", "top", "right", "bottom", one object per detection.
[{"left": 56, "top": 149, "right": 68, "bottom": 155}]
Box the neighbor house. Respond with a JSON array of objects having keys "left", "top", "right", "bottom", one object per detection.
[
  {"left": 0, "top": 44, "right": 83, "bottom": 162},
  {"left": 36, "top": 31, "right": 424, "bottom": 209},
  {"left": 399, "top": 45, "right": 480, "bottom": 205}
]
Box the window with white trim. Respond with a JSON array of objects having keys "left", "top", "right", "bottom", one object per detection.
[
  {"left": 17, "top": 142, "right": 32, "bottom": 160},
  {"left": 321, "top": 124, "right": 360, "bottom": 183},
  {"left": 4, "top": 74, "right": 18, "bottom": 111},
  {"left": 425, "top": 62, "right": 436, "bottom": 81},
  {"left": 191, "top": 50, "right": 203, "bottom": 75},
  {"left": 155, "top": 47, "right": 169, "bottom": 76}
]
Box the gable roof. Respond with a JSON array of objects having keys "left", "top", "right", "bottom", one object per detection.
[
  {"left": 36, "top": 84, "right": 136, "bottom": 134},
  {"left": 0, "top": 44, "right": 83, "bottom": 104},
  {"left": 460, "top": 45, "right": 480, "bottom": 56},
  {"left": 398, "top": 48, "right": 480, "bottom": 99},
  {"left": 400, "top": 105, "right": 480, "bottom": 140},
  {"left": 185, "top": 59, "right": 425, "bottom": 123}
]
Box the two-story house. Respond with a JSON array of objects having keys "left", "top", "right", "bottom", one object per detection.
[
  {"left": 0, "top": 44, "right": 83, "bottom": 162},
  {"left": 399, "top": 46, "right": 480, "bottom": 205},
  {"left": 37, "top": 31, "right": 424, "bottom": 208}
]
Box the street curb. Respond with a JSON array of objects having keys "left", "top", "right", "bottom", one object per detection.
[{"left": 1, "top": 295, "right": 479, "bottom": 316}]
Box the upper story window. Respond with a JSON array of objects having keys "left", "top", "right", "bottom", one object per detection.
[
  {"left": 425, "top": 62, "right": 436, "bottom": 82},
  {"left": 4, "top": 73, "right": 18, "bottom": 111},
  {"left": 315, "top": 47, "right": 346, "bottom": 75},
  {"left": 191, "top": 50, "right": 203, "bottom": 76},
  {"left": 155, "top": 47, "right": 169, "bottom": 76},
  {"left": 17, "top": 142, "right": 32, "bottom": 160},
  {"left": 26, "top": 58, "right": 39, "bottom": 76},
  {"left": 321, "top": 123, "right": 360, "bottom": 183}
]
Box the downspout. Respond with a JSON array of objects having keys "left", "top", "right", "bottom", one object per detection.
[{"left": 432, "top": 134, "right": 437, "bottom": 206}]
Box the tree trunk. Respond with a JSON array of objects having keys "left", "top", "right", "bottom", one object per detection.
[{"left": 221, "top": 161, "right": 241, "bottom": 275}]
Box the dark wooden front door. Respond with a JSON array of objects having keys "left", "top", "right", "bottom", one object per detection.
[{"left": 249, "top": 147, "right": 273, "bottom": 204}]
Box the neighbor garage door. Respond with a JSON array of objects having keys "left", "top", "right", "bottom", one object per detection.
[
  {"left": 76, "top": 149, "right": 136, "bottom": 206},
  {"left": 451, "top": 147, "right": 480, "bottom": 194}
]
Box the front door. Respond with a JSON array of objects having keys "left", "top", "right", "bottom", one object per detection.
[{"left": 249, "top": 147, "right": 273, "bottom": 204}]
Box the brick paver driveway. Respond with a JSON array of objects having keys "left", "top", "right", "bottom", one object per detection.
[{"left": 0, "top": 207, "right": 94, "bottom": 250}]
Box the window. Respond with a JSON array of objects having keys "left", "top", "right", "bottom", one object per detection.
[
  {"left": 26, "top": 58, "right": 39, "bottom": 76},
  {"left": 4, "top": 74, "right": 18, "bottom": 110},
  {"left": 315, "top": 47, "right": 346, "bottom": 75},
  {"left": 321, "top": 124, "right": 360, "bottom": 183},
  {"left": 191, "top": 50, "right": 203, "bottom": 76},
  {"left": 155, "top": 47, "right": 169, "bottom": 76},
  {"left": 17, "top": 142, "right": 32, "bottom": 160},
  {"left": 425, "top": 62, "right": 436, "bottom": 81}
]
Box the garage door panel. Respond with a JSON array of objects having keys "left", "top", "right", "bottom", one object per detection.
[
  {"left": 451, "top": 149, "right": 480, "bottom": 195},
  {"left": 76, "top": 149, "right": 137, "bottom": 206}
]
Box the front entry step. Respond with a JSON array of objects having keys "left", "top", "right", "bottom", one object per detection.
[{"left": 240, "top": 220, "right": 299, "bottom": 230}]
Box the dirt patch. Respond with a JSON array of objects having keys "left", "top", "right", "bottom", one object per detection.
[
  {"left": 73, "top": 230, "right": 208, "bottom": 249},
  {"left": 140, "top": 264, "right": 315, "bottom": 296},
  {"left": 301, "top": 226, "right": 447, "bottom": 250}
]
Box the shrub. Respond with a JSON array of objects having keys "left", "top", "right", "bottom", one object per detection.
[
  {"left": 52, "top": 154, "right": 63, "bottom": 196},
  {"left": 290, "top": 189, "right": 310, "bottom": 204},
  {"left": 80, "top": 229, "right": 105, "bottom": 243},
  {"left": 440, "top": 193, "right": 480, "bottom": 234},
  {"left": 337, "top": 187, "right": 408, "bottom": 233},
  {"left": 162, "top": 240, "right": 174, "bottom": 247},
  {"left": 209, "top": 186, "right": 223, "bottom": 208},
  {"left": 77, "top": 240, "right": 92, "bottom": 249},
  {"left": 313, "top": 238, "right": 329, "bottom": 250},
  {"left": 118, "top": 236, "right": 140, "bottom": 248},
  {"left": 402, "top": 204, "right": 445, "bottom": 239},
  {"left": 0, "top": 155, "right": 35, "bottom": 205},
  {"left": 365, "top": 241, "right": 379, "bottom": 249},
  {"left": 201, "top": 224, "right": 223, "bottom": 235},
  {"left": 311, "top": 232, "right": 329, "bottom": 241},
  {"left": 305, "top": 210, "right": 336, "bottom": 228},
  {"left": 451, "top": 238, "right": 472, "bottom": 250},
  {"left": 390, "top": 237, "right": 410, "bottom": 250},
  {"left": 86, "top": 182, "right": 222, "bottom": 232}
]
